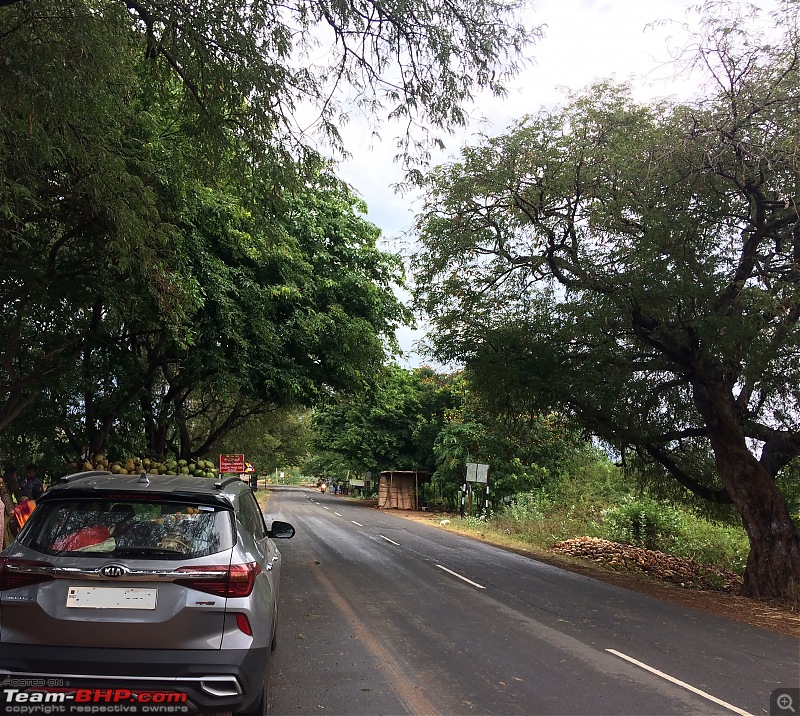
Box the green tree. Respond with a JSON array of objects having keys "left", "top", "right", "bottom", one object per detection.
[
  {"left": 309, "top": 365, "right": 471, "bottom": 475},
  {"left": 2, "top": 151, "right": 409, "bottom": 466},
  {"left": 310, "top": 364, "right": 425, "bottom": 474},
  {"left": 1, "top": 0, "right": 539, "bottom": 171},
  {"left": 1, "top": 0, "right": 539, "bottom": 446},
  {"left": 146, "top": 163, "right": 409, "bottom": 460},
  {"left": 0, "top": 4, "right": 181, "bottom": 434},
  {"left": 431, "top": 378, "right": 582, "bottom": 508},
  {"left": 309, "top": 365, "right": 579, "bottom": 506},
  {"left": 301, "top": 449, "right": 354, "bottom": 484},
  {"left": 212, "top": 408, "right": 312, "bottom": 475},
  {"left": 413, "top": 4, "right": 800, "bottom": 599}
]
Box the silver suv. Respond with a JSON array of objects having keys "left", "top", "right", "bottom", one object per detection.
[{"left": 0, "top": 471, "right": 294, "bottom": 715}]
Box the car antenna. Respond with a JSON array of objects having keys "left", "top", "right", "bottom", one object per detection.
[{"left": 138, "top": 472, "right": 150, "bottom": 485}]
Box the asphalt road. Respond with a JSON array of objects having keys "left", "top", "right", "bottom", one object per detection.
[{"left": 263, "top": 486, "right": 799, "bottom": 716}]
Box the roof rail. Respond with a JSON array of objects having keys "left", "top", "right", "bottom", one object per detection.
[
  {"left": 214, "top": 476, "right": 242, "bottom": 490},
  {"left": 59, "top": 470, "right": 112, "bottom": 483}
]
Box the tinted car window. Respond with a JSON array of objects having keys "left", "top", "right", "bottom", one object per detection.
[
  {"left": 21, "top": 498, "right": 234, "bottom": 558},
  {"left": 237, "top": 492, "right": 266, "bottom": 540}
]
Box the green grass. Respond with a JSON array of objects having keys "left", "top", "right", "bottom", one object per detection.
[
  {"left": 449, "top": 482, "right": 750, "bottom": 576},
  {"left": 442, "top": 499, "right": 749, "bottom": 576}
]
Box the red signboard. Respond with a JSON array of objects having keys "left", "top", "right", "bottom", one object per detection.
[{"left": 219, "top": 454, "right": 246, "bottom": 473}]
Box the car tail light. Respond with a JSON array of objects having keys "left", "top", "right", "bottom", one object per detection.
[
  {"left": 175, "top": 562, "right": 261, "bottom": 598},
  {"left": 227, "top": 563, "right": 261, "bottom": 597},
  {"left": 236, "top": 613, "right": 253, "bottom": 636},
  {"left": 0, "top": 558, "right": 55, "bottom": 591}
]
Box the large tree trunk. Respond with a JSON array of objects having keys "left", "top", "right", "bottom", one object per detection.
[{"left": 693, "top": 381, "right": 800, "bottom": 600}]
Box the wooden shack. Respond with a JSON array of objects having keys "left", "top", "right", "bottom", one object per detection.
[{"left": 378, "top": 470, "right": 431, "bottom": 510}]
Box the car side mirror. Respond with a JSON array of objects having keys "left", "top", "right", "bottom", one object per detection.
[{"left": 267, "top": 520, "right": 295, "bottom": 539}]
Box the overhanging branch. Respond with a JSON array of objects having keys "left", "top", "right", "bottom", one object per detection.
[{"left": 644, "top": 444, "right": 732, "bottom": 503}]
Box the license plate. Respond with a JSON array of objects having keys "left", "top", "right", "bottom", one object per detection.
[{"left": 66, "top": 586, "right": 157, "bottom": 609}]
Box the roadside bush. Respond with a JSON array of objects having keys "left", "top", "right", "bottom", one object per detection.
[
  {"left": 600, "top": 497, "right": 750, "bottom": 573},
  {"left": 465, "top": 515, "right": 489, "bottom": 528},
  {"left": 546, "top": 447, "right": 628, "bottom": 505},
  {"left": 601, "top": 497, "right": 682, "bottom": 552},
  {"left": 668, "top": 512, "right": 749, "bottom": 574},
  {"left": 503, "top": 490, "right": 551, "bottom": 522},
  {"left": 438, "top": 444, "right": 752, "bottom": 577}
]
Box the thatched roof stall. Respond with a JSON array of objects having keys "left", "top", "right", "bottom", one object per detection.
[{"left": 378, "top": 470, "right": 432, "bottom": 510}]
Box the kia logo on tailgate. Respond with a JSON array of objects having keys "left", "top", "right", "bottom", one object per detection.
[{"left": 101, "top": 564, "right": 128, "bottom": 578}]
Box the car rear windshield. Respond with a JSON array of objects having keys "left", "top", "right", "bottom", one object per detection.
[{"left": 20, "top": 498, "right": 235, "bottom": 559}]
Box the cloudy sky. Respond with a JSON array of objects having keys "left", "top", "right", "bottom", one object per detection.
[{"left": 330, "top": 0, "right": 781, "bottom": 366}]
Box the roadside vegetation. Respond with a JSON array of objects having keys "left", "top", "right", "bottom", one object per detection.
[
  {"left": 411, "top": 3, "right": 800, "bottom": 600},
  {"left": 306, "top": 365, "right": 799, "bottom": 586},
  {"left": 0, "top": 0, "right": 535, "bottom": 478},
  {"left": 446, "top": 452, "right": 754, "bottom": 580}
]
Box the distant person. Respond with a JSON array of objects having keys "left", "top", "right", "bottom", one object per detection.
[
  {"left": 3, "top": 466, "right": 22, "bottom": 503},
  {"left": 0, "top": 473, "right": 16, "bottom": 547},
  {"left": 12, "top": 496, "right": 36, "bottom": 533},
  {"left": 19, "top": 464, "right": 43, "bottom": 500}
]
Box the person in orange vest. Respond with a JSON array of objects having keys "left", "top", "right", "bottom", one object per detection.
[{"left": 12, "top": 496, "right": 36, "bottom": 533}]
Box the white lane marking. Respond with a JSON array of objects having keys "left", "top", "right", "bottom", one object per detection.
[
  {"left": 379, "top": 534, "right": 400, "bottom": 545},
  {"left": 436, "top": 564, "right": 485, "bottom": 590},
  {"left": 351, "top": 521, "right": 364, "bottom": 527},
  {"left": 323, "top": 506, "right": 330, "bottom": 510},
  {"left": 334, "top": 512, "right": 343, "bottom": 516},
  {"left": 606, "top": 649, "right": 753, "bottom": 716}
]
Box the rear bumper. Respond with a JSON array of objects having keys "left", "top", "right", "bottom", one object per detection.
[{"left": 0, "top": 643, "right": 269, "bottom": 714}]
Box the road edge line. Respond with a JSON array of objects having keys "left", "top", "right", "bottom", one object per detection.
[{"left": 605, "top": 648, "right": 753, "bottom": 716}]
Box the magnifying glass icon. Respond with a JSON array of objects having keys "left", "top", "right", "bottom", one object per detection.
[{"left": 778, "top": 694, "right": 796, "bottom": 713}]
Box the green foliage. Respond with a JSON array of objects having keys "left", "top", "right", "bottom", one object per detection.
[
  {"left": 601, "top": 497, "right": 683, "bottom": 553},
  {"left": 213, "top": 408, "right": 312, "bottom": 475},
  {"left": 464, "top": 515, "right": 489, "bottom": 529},
  {"left": 310, "top": 365, "right": 455, "bottom": 474},
  {"left": 599, "top": 497, "right": 749, "bottom": 573},
  {"left": 669, "top": 515, "right": 750, "bottom": 575},
  {"left": 0, "top": 141, "right": 409, "bottom": 465},
  {"left": 777, "top": 459, "right": 800, "bottom": 527},
  {"left": 300, "top": 451, "right": 353, "bottom": 483},
  {"left": 484, "top": 475, "right": 749, "bottom": 575},
  {"left": 1, "top": 0, "right": 539, "bottom": 461},
  {"left": 504, "top": 490, "right": 551, "bottom": 522},
  {"left": 427, "top": 372, "right": 588, "bottom": 509},
  {"left": 546, "top": 446, "right": 629, "bottom": 505},
  {"left": 412, "top": 3, "right": 800, "bottom": 596},
  {"left": 306, "top": 365, "right": 588, "bottom": 508},
  {"left": 1, "top": 0, "right": 539, "bottom": 174}
]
